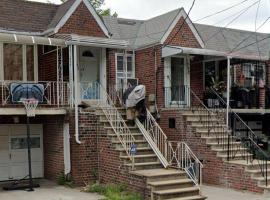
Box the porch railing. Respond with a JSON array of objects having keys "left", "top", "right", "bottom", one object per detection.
[
  {"left": 97, "top": 83, "right": 136, "bottom": 161},
  {"left": 0, "top": 81, "right": 70, "bottom": 107},
  {"left": 189, "top": 86, "right": 269, "bottom": 186},
  {"left": 167, "top": 141, "right": 203, "bottom": 186}
]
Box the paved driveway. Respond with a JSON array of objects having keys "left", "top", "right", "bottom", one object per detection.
[
  {"left": 0, "top": 180, "right": 104, "bottom": 200},
  {"left": 202, "top": 185, "right": 269, "bottom": 200}
]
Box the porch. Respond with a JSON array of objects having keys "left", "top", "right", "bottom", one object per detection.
[{"left": 162, "top": 46, "right": 270, "bottom": 111}]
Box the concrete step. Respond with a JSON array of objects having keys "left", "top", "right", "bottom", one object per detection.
[
  {"left": 104, "top": 126, "right": 140, "bottom": 133},
  {"left": 120, "top": 154, "right": 158, "bottom": 162},
  {"left": 148, "top": 179, "right": 193, "bottom": 190},
  {"left": 217, "top": 153, "right": 253, "bottom": 161},
  {"left": 108, "top": 133, "right": 144, "bottom": 140},
  {"left": 131, "top": 169, "right": 187, "bottom": 182},
  {"left": 153, "top": 186, "right": 200, "bottom": 199},
  {"left": 246, "top": 168, "right": 270, "bottom": 177},
  {"left": 206, "top": 141, "right": 241, "bottom": 149},
  {"left": 166, "top": 195, "right": 207, "bottom": 200},
  {"left": 124, "top": 161, "right": 162, "bottom": 170}
]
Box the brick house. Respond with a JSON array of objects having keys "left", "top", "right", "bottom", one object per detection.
[{"left": 0, "top": 0, "right": 270, "bottom": 198}]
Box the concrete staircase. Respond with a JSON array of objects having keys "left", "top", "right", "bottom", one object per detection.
[
  {"left": 95, "top": 106, "right": 206, "bottom": 200},
  {"left": 183, "top": 110, "right": 270, "bottom": 190}
]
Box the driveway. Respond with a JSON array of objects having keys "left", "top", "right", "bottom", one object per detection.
[
  {"left": 202, "top": 185, "right": 269, "bottom": 200},
  {"left": 0, "top": 180, "right": 104, "bottom": 200}
]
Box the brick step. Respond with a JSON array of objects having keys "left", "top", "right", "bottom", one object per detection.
[
  {"left": 153, "top": 186, "right": 200, "bottom": 199},
  {"left": 166, "top": 195, "right": 207, "bottom": 200},
  {"left": 149, "top": 179, "right": 193, "bottom": 191}
]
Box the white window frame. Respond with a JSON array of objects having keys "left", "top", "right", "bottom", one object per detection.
[
  {"left": 115, "top": 53, "right": 135, "bottom": 85},
  {"left": 0, "top": 43, "right": 38, "bottom": 82}
]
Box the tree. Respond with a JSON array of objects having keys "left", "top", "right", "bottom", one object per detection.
[{"left": 60, "top": 0, "right": 117, "bottom": 17}]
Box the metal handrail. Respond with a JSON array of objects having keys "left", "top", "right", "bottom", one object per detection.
[
  {"left": 167, "top": 141, "right": 203, "bottom": 186},
  {"left": 135, "top": 110, "right": 169, "bottom": 168},
  {"left": 190, "top": 85, "right": 269, "bottom": 186},
  {"left": 98, "top": 83, "right": 136, "bottom": 160}
]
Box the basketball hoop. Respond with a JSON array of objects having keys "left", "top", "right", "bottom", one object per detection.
[{"left": 21, "top": 98, "right": 39, "bottom": 117}]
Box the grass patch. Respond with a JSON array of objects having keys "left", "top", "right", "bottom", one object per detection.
[
  {"left": 85, "top": 183, "right": 142, "bottom": 200},
  {"left": 57, "top": 172, "right": 75, "bottom": 188}
]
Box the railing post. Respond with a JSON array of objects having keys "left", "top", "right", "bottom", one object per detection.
[{"left": 226, "top": 56, "right": 231, "bottom": 126}]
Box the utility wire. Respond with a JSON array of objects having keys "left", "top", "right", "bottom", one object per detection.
[
  {"left": 193, "top": 0, "right": 252, "bottom": 22},
  {"left": 254, "top": 0, "right": 262, "bottom": 60},
  {"left": 230, "top": 15, "right": 270, "bottom": 53},
  {"left": 203, "top": 0, "right": 260, "bottom": 44},
  {"left": 163, "top": 0, "right": 196, "bottom": 47}
]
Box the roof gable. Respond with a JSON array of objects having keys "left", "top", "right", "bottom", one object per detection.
[
  {"left": 51, "top": 0, "right": 109, "bottom": 37},
  {"left": 161, "top": 9, "right": 204, "bottom": 48}
]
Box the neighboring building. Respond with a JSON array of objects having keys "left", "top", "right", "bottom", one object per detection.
[{"left": 0, "top": 0, "right": 269, "bottom": 197}]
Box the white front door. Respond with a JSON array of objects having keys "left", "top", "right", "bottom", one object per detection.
[
  {"left": 164, "top": 56, "right": 190, "bottom": 107},
  {"left": 79, "top": 47, "right": 100, "bottom": 100},
  {"left": 0, "top": 124, "right": 43, "bottom": 181}
]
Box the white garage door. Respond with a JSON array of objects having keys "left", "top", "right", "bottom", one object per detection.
[{"left": 0, "top": 124, "right": 43, "bottom": 181}]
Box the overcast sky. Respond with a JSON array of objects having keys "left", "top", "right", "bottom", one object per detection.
[{"left": 32, "top": 0, "right": 270, "bottom": 33}]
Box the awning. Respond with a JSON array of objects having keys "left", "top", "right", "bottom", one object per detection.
[
  {"left": 162, "top": 45, "right": 269, "bottom": 61},
  {"left": 63, "top": 34, "right": 129, "bottom": 49},
  {"left": 0, "top": 32, "right": 66, "bottom": 46}
]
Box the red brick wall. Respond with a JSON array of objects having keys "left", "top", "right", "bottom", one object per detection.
[
  {"left": 58, "top": 2, "right": 107, "bottom": 37},
  {"left": 38, "top": 46, "right": 57, "bottom": 81},
  {"left": 135, "top": 45, "right": 164, "bottom": 108},
  {"left": 164, "top": 16, "right": 202, "bottom": 48},
  {"left": 43, "top": 116, "right": 65, "bottom": 181},
  {"left": 107, "top": 49, "right": 117, "bottom": 89},
  {"left": 190, "top": 56, "right": 204, "bottom": 102},
  {"left": 69, "top": 109, "right": 99, "bottom": 185}
]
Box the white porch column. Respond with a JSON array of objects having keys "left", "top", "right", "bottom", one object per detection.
[
  {"left": 226, "top": 56, "right": 231, "bottom": 126},
  {"left": 73, "top": 45, "right": 81, "bottom": 144}
]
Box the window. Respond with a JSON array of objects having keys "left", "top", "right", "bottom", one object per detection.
[
  {"left": 204, "top": 61, "right": 217, "bottom": 88},
  {"left": 2, "top": 43, "right": 37, "bottom": 81},
  {"left": 241, "top": 63, "right": 265, "bottom": 87},
  {"left": 116, "top": 54, "right": 134, "bottom": 85},
  {"left": 4, "top": 44, "right": 23, "bottom": 80},
  {"left": 11, "top": 137, "right": 40, "bottom": 149}
]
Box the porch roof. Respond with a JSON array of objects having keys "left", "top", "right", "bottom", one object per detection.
[
  {"left": 162, "top": 45, "right": 270, "bottom": 61},
  {"left": 0, "top": 32, "right": 66, "bottom": 46},
  {"left": 61, "top": 34, "right": 129, "bottom": 49}
]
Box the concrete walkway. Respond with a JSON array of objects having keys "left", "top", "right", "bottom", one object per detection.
[
  {"left": 202, "top": 185, "right": 269, "bottom": 200},
  {"left": 0, "top": 180, "right": 104, "bottom": 200}
]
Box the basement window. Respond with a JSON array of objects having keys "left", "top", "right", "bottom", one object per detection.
[{"left": 169, "top": 118, "right": 176, "bottom": 129}]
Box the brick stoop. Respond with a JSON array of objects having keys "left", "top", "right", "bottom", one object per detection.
[
  {"left": 182, "top": 110, "right": 267, "bottom": 193},
  {"left": 93, "top": 106, "right": 206, "bottom": 200}
]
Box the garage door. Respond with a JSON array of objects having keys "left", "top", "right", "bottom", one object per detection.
[{"left": 0, "top": 124, "right": 43, "bottom": 181}]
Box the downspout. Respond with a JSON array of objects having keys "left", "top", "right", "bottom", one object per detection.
[{"left": 73, "top": 45, "right": 81, "bottom": 144}]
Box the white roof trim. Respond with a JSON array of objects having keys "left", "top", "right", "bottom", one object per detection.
[
  {"left": 160, "top": 9, "right": 205, "bottom": 48},
  {"left": 162, "top": 45, "right": 269, "bottom": 61},
  {"left": 53, "top": 0, "right": 110, "bottom": 37}
]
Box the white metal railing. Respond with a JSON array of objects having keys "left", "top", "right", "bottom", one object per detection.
[
  {"left": 0, "top": 81, "right": 70, "bottom": 107},
  {"left": 135, "top": 110, "right": 169, "bottom": 168},
  {"left": 98, "top": 83, "right": 136, "bottom": 160},
  {"left": 80, "top": 81, "right": 100, "bottom": 101},
  {"left": 167, "top": 141, "right": 203, "bottom": 186}
]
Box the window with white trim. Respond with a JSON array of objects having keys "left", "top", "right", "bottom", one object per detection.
[
  {"left": 2, "top": 43, "right": 38, "bottom": 81},
  {"left": 116, "top": 54, "right": 135, "bottom": 85}
]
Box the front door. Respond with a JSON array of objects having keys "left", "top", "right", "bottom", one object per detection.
[
  {"left": 79, "top": 47, "right": 100, "bottom": 100},
  {"left": 164, "top": 56, "right": 189, "bottom": 107}
]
